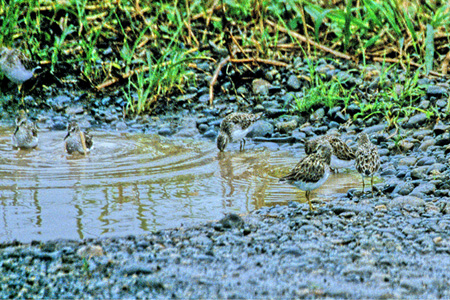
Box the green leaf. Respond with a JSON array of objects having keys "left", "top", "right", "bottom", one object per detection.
[{"left": 425, "top": 24, "right": 434, "bottom": 75}]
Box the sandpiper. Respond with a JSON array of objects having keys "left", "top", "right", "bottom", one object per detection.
[
  {"left": 11, "top": 110, "right": 38, "bottom": 149},
  {"left": 216, "top": 112, "right": 262, "bottom": 151},
  {"left": 64, "top": 121, "right": 93, "bottom": 155},
  {"left": 355, "top": 132, "right": 380, "bottom": 196},
  {"left": 0, "top": 47, "right": 40, "bottom": 93},
  {"left": 280, "top": 142, "right": 332, "bottom": 210},
  {"left": 305, "top": 134, "right": 355, "bottom": 171}
]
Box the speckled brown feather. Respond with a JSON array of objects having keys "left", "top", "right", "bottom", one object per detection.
[
  {"left": 355, "top": 133, "right": 380, "bottom": 176},
  {"left": 281, "top": 144, "right": 332, "bottom": 183},
  {"left": 306, "top": 134, "right": 355, "bottom": 160},
  {"left": 220, "top": 112, "right": 262, "bottom": 137}
]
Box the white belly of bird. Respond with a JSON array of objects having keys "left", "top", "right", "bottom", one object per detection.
[
  {"left": 230, "top": 126, "right": 251, "bottom": 142},
  {"left": 330, "top": 156, "right": 354, "bottom": 169},
  {"left": 291, "top": 169, "right": 331, "bottom": 192}
]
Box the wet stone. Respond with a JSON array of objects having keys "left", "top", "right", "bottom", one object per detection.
[
  {"left": 346, "top": 103, "right": 361, "bottom": 115},
  {"left": 247, "top": 120, "right": 274, "bottom": 138},
  {"left": 435, "top": 133, "right": 450, "bottom": 146},
  {"left": 416, "top": 156, "right": 436, "bottom": 166},
  {"left": 410, "top": 183, "right": 435, "bottom": 196},
  {"left": 436, "top": 99, "right": 447, "bottom": 108}
]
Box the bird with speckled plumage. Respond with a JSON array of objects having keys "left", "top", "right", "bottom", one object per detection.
[
  {"left": 216, "top": 112, "right": 262, "bottom": 152},
  {"left": 305, "top": 134, "right": 355, "bottom": 171},
  {"left": 65, "top": 121, "right": 93, "bottom": 155},
  {"left": 0, "top": 47, "right": 40, "bottom": 93},
  {"left": 280, "top": 142, "right": 332, "bottom": 210},
  {"left": 11, "top": 110, "right": 38, "bottom": 149},
  {"left": 355, "top": 132, "right": 380, "bottom": 196}
]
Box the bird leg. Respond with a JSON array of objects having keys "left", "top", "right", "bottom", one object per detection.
[
  {"left": 80, "top": 132, "right": 88, "bottom": 155},
  {"left": 371, "top": 176, "right": 375, "bottom": 197},
  {"left": 239, "top": 139, "right": 246, "bottom": 151},
  {"left": 361, "top": 175, "right": 365, "bottom": 194},
  {"left": 305, "top": 190, "right": 315, "bottom": 211}
]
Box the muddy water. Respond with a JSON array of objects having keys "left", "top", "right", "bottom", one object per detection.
[{"left": 0, "top": 129, "right": 362, "bottom": 242}]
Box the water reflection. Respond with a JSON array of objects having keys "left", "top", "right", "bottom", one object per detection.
[{"left": 0, "top": 128, "right": 362, "bottom": 242}]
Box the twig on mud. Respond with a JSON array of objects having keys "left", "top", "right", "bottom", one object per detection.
[
  {"left": 209, "top": 55, "right": 230, "bottom": 106},
  {"left": 265, "top": 20, "right": 352, "bottom": 61}
]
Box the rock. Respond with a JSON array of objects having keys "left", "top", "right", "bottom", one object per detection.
[
  {"left": 247, "top": 120, "right": 274, "bottom": 138},
  {"left": 77, "top": 245, "right": 104, "bottom": 258},
  {"left": 252, "top": 79, "right": 271, "bottom": 95},
  {"left": 433, "top": 122, "right": 449, "bottom": 135},
  {"left": 218, "top": 213, "right": 244, "bottom": 229},
  {"left": 435, "top": 133, "right": 450, "bottom": 146},
  {"left": 419, "top": 139, "right": 436, "bottom": 152},
  {"left": 265, "top": 108, "right": 288, "bottom": 118},
  {"left": 427, "top": 85, "right": 447, "bottom": 96},
  {"left": 405, "top": 113, "right": 428, "bottom": 128},
  {"left": 363, "top": 124, "right": 386, "bottom": 134},
  {"left": 115, "top": 121, "right": 128, "bottom": 131},
  {"left": 388, "top": 196, "right": 426, "bottom": 208},
  {"left": 399, "top": 140, "right": 415, "bottom": 152},
  {"left": 411, "top": 166, "right": 429, "bottom": 179},
  {"left": 398, "top": 157, "right": 417, "bottom": 166},
  {"left": 198, "top": 94, "right": 210, "bottom": 103},
  {"left": 203, "top": 129, "right": 217, "bottom": 138},
  {"left": 393, "top": 182, "right": 415, "bottom": 196},
  {"left": 158, "top": 127, "right": 173, "bottom": 136},
  {"left": 416, "top": 156, "right": 436, "bottom": 166},
  {"left": 346, "top": 103, "right": 361, "bottom": 115},
  {"left": 418, "top": 99, "right": 430, "bottom": 110},
  {"left": 47, "top": 95, "right": 71, "bottom": 112},
  {"left": 410, "top": 183, "right": 435, "bottom": 196},
  {"left": 412, "top": 129, "right": 433, "bottom": 140},
  {"left": 436, "top": 99, "right": 447, "bottom": 108},
  {"left": 310, "top": 108, "right": 325, "bottom": 122},
  {"left": 286, "top": 75, "right": 301, "bottom": 90},
  {"left": 276, "top": 119, "right": 298, "bottom": 134}
]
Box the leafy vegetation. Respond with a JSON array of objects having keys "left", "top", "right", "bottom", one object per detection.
[{"left": 0, "top": 0, "right": 449, "bottom": 117}]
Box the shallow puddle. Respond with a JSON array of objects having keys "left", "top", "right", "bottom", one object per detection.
[{"left": 0, "top": 128, "right": 363, "bottom": 242}]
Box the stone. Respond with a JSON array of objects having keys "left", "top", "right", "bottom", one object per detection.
[
  {"left": 252, "top": 79, "right": 271, "bottom": 95},
  {"left": 388, "top": 196, "right": 426, "bottom": 208},
  {"left": 399, "top": 140, "right": 415, "bottom": 152},
  {"left": 426, "top": 85, "right": 447, "bottom": 96},
  {"left": 398, "top": 157, "right": 417, "bottom": 166},
  {"left": 77, "top": 245, "right": 104, "bottom": 258},
  {"left": 310, "top": 108, "right": 325, "bottom": 122},
  {"left": 276, "top": 119, "right": 298, "bottom": 134},
  {"left": 286, "top": 74, "right": 301, "bottom": 90},
  {"left": 247, "top": 120, "right": 274, "bottom": 138},
  {"left": 411, "top": 166, "right": 429, "bottom": 179},
  {"left": 405, "top": 113, "right": 428, "bottom": 128},
  {"left": 419, "top": 139, "right": 436, "bottom": 152}
]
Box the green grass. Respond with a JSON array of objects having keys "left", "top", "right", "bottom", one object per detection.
[{"left": 0, "top": 0, "right": 449, "bottom": 116}]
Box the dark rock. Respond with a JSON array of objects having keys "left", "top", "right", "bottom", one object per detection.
[
  {"left": 419, "top": 139, "right": 436, "bottom": 152},
  {"left": 198, "top": 94, "right": 210, "bottom": 103},
  {"left": 363, "top": 124, "right": 386, "bottom": 134},
  {"left": 158, "top": 127, "right": 172, "bottom": 136},
  {"left": 346, "top": 103, "right": 361, "bottom": 115},
  {"left": 416, "top": 157, "right": 436, "bottom": 166},
  {"left": 433, "top": 122, "right": 449, "bottom": 135},
  {"left": 436, "top": 133, "right": 450, "bottom": 146},
  {"left": 203, "top": 129, "right": 217, "bottom": 138},
  {"left": 410, "top": 183, "right": 435, "bottom": 196},
  {"left": 265, "top": 108, "right": 288, "bottom": 118},
  {"left": 218, "top": 213, "right": 244, "bottom": 229}
]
